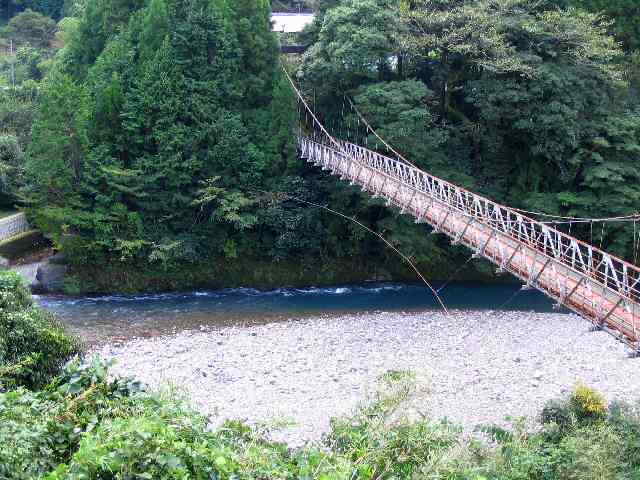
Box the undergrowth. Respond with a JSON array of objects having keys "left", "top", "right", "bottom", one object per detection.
[
  {"left": 0, "top": 270, "right": 81, "bottom": 391},
  {"left": 1, "top": 357, "right": 640, "bottom": 479}
]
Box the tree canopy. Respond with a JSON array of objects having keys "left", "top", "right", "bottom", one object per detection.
[
  {"left": 300, "top": 0, "right": 640, "bottom": 259},
  {"left": 0, "top": 0, "right": 638, "bottom": 291}
]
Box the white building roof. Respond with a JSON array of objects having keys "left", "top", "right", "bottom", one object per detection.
[{"left": 271, "top": 13, "right": 315, "bottom": 33}]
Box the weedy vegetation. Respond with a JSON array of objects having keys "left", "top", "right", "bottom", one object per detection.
[{"left": 0, "top": 270, "right": 81, "bottom": 391}]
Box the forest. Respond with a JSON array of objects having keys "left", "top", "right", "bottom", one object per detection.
[{"left": 0, "top": 0, "right": 639, "bottom": 292}]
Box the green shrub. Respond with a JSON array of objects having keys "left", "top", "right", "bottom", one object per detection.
[
  {"left": 551, "top": 425, "right": 625, "bottom": 480},
  {"left": 326, "top": 370, "right": 466, "bottom": 479},
  {"left": 606, "top": 401, "right": 640, "bottom": 472},
  {"left": 0, "top": 134, "right": 23, "bottom": 203},
  {"left": 0, "top": 270, "right": 81, "bottom": 390},
  {"left": 0, "top": 269, "right": 31, "bottom": 311},
  {"left": 0, "top": 357, "right": 145, "bottom": 479},
  {"left": 47, "top": 415, "right": 227, "bottom": 479},
  {"left": 0, "top": 356, "right": 348, "bottom": 480},
  {"left": 570, "top": 383, "right": 608, "bottom": 422},
  {"left": 0, "top": 388, "right": 62, "bottom": 479},
  {"left": 541, "top": 398, "right": 574, "bottom": 429}
]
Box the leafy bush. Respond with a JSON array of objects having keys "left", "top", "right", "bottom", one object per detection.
[
  {"left": 551, "top": 425, "right": 625, "bottom": 480},
  {"left": 326, "top": 369, "right": 468, "bottom": 479},
  {"left": 0, "top": 357, "right": 144, "bottom": 479},
  {"left": 0, "top": 270, "right": 81, "bottom": 390},
  {"left": 570, "top": 383, "right": 608, "bottom": 422},
  {"left": 541, "top": 398, "right": 574, "bottom": 429},
  {"left": 2, "top": 9, "right": 57, "bottom": 48},
  {"left": 0, "top": 387, "right": 62, "bottom": 479},
  {"left": 0, "top": 134, "right": 23, "bottom": 203},
  {"left": 541, "top": 383, "right": 608, "bottom": 432},
  {"left": 0, "top": 357, "right": 347, "bottom": 480}
]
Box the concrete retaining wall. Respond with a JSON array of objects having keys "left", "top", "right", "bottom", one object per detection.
[{"left": 0, "top": 213, "right": 30, "bottom": 242}]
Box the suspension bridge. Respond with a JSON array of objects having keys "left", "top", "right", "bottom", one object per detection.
[{"left": 284, "top": 70, "right": 640, "bottom": 353}]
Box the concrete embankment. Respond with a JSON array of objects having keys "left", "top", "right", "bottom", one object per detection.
[
  {"left": 96, "top": 309, "right": 640, "bottom": 445},
  {"left": 0, "top": 212, "right": 30, "bottom": 242}
]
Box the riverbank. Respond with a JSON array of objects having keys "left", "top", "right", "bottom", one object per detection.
[
  {"left": 96, "top": 309, "right": 640, "bottom": 446},
  {"left": 60, "top": 253, "right": 505, "bottom": 294}
]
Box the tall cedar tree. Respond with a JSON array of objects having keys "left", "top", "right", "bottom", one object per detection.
[{"left": 26, "top": 0, "right": 295, "bottom": 265}]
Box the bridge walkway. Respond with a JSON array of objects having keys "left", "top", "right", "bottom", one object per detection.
[{"left": 298, "top": 135, "right": 640, "bottom": 350}]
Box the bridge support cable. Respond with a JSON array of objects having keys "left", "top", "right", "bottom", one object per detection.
[
  {"left": 296, "top": 135, "right": 640, "bottom": 352},
  {"left": 286, "top": 67, "right": 640, "bottom": 352},
  {"left": 267, "top": 191, "right": 449, "bottom": 315}
]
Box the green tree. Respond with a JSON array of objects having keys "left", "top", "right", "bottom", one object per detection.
[
  {"left": 0, "top": 134, "right": 23, "bottom": 205},
  {"left": 572, "top": 0, "right": 640, "bottom": 51},
  {"left": 229, "top": 0, "right": 279, "bottom": 110},
  {"left": 0, "top": 270, "right": 81, "bottom": 390},
  {"left": 26, "top": 0, "right": 292, "bottom": 268},
  {"left": 62, "top": 0, "right": 145, "bottom": 79},
  {"left": 24, "top": 70, "right": 89, "bottom": 229},
  {"left": 2, "top": 8, "right": 56, "bottom": 47},
  {"left": 302, "top": 0, "right": 402, "bottom": 97},
  {"left": 0, "top": 89, "right": 37, "bottom": 147},
  {"left": 301, "top": 0, "right": 639, "bottom": 264},
  {"left": 403, "top": 0, "right": 633, "bottom": 253}
]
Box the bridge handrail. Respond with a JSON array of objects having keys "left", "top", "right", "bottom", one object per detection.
[{"left": 301, "top": 135, "right": 640, "bottom": 305}]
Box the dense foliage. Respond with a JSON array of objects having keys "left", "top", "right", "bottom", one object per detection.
[
  {"left": 23, "top": 0, "right": 304, "bottom": 271},
  {"left": 571, "top": 0, "right": 640, "bottom": 51},
  {"left": 1, "top": 0, "right": 67, "bottom": 22},
  {"left": 0, "top": 0, "right": 639, "bottom": 292},
  {"left": 3, "top": 0, "right": 459, "bottom": 292},
  {"left": 0, "top": 270, "right": 81, "bottom": 391},
  {"left": 301, "top": 0, "right": 640, "bottom": 260}
]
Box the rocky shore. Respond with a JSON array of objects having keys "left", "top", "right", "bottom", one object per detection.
[{"left": 97, "top": 310, "right": 640, "bottom": 445}]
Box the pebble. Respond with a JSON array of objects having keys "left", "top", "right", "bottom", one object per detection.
[{"left": 98, "top": 310, "right": 640, "bottom": 446}]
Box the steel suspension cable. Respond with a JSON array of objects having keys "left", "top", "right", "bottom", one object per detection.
[
  {"left": 436, "top": 255, "right": 476, "bottom": 294},
  {"left": 509, "top": 207, "right": 640, "bottom": 223},
  {"left": 287, "top": 66, "right": 637, "bottom": 226},
  {"left": 263, "top": 190, "right": 450, "bottom": 316},
  {"left": 345, "top": 97, "right": 418, "bottom": 168},
  {"left": 281, "top": 66, "right": 345, "bottom": 154},
  {"left": 347, "top": 97, "right": 640, "bottom": 224},
  {"left": 346, "top": 95, "right": 639, "bottom": 225}
]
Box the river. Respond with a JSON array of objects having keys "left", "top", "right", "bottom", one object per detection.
[{"left": 37, "top": 282, "right": 561, "bottom": 344}]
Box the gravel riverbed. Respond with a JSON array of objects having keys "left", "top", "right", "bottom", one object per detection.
[{"left": 98, "top": 310, "right": 640, "bottom": 445}]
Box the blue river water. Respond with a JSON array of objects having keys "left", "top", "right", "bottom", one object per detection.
[{"left": 36, "top": 282, "right": 562, "bottom": 344}]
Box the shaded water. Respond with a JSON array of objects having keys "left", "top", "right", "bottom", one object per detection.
[{"left": 36, "top": 282, "right": 564, "bottom": 345}]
